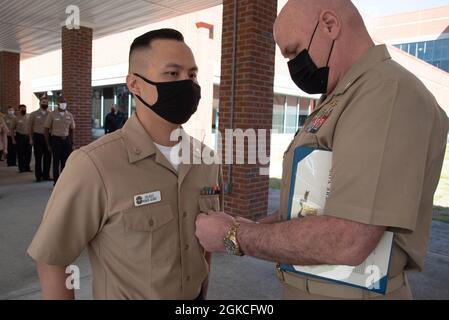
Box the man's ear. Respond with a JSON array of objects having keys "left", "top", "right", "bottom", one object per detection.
[
  {"left": 320, "top": 10, "right": 341, "bottom": 40},
  {"left": 126, "top": 74, "right": 140, "bottom": 96}
]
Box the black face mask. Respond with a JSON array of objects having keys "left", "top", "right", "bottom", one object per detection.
[
  {"left": 288, "top": 22, "right": 335, "bottom": 94},
  {"left": 41, "top": 104, "right": 49, "bottom": 110},
  {"left": 133, "top": 73, "right": 201, "bottom": 125}
]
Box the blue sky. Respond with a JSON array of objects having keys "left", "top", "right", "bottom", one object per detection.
[{"left": 352, "top": 0, "right": 449, "bottom": 16}]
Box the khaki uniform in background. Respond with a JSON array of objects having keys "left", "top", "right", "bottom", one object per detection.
[
  {"left": 29, "top": 110, "right": 49, "bottom": 135},
  {"left": 29, "top": 109, "right": 51, "bottom": 181},
  {"left": 278, "top": 45, "right": 449, "bottom": 300},
  {"left": 0, "top": 117, "right": 8, "bottom": 157},
  {"left": 44, "top": 110, "right": 75, "bottom": 137},
  {"left": 28, "top": 113, "right": 222, "bottom": 299},
  {"left": 4, "top": 113, "right": 17, "bottom": 166},
  {"left": 44, "top": 110, "right": 76, "bottom": 184},
  {"left": 12, "top": 114, "right": 30, "bottom": 135},
  {"left": 12, "top": 114, "right": 32, "bottom": 172}
]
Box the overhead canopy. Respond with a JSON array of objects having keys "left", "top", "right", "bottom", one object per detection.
[{"left": 0, "top": 0, "right": 222, "bottom": 59}]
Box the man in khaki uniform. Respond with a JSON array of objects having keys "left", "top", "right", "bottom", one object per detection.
[
  {"left": 12, "top": 104, "right": 32, "bottom": 173},
  {"left": 29, "top": 96, "right": 52, "bottom": 182},
  {"left": 196, "top": 0, "right": 449, "bottom": 300},
  {"left": 4, "top": 106, "right": 17, "bottom": 166},
  {"left": 44, "top": 96, "right": 75, "bottom": 185},
  {"left": 28, "top": 29, "right": 221, "bottom": 300}
]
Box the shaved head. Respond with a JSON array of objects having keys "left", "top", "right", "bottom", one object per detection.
[{"left": 274, "top": 0, "right": 374, "bottom": 94}]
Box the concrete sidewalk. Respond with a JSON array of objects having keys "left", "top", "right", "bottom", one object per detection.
[{"left": 0, "top": 161, "right": 448, "bottom": 300}]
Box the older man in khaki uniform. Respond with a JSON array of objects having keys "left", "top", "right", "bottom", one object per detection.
[
  {"left": 195, "top": 0, "right": 449, "bottom": 300},
  {"left": 29, "top": 97, "right": 52, "bottom": 182},
  {"left": 28, "top": 29, "right": 221, "bottom": 300}
]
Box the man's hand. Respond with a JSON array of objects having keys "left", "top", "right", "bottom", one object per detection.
[
  {"left": 29, "top": 138, "right": 33, "bottom": 146},
  {"left": 195, "top": 212, "right": 235, "bottom": 253}
]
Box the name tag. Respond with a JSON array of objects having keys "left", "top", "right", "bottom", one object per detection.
[
  {"left": 134, "top": 191, "right": 161, "bottom": 207},
  {"left": 55, "top": 118, "right": 60, "bottom": 121}
]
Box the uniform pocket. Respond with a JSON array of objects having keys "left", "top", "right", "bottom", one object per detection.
[
  {"left": 123, "top": 204, "right": 174, "bottom": 232},
  {"left": 198, "top": 195, "right": 221, "bottom": 213}
]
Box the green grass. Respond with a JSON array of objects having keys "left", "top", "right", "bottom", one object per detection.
[
  {"left": 433, "top": 206, "right": 449, "bottom": 224},
  {"left": 269, "top": 178, "right": 281, "bottom": 190}
]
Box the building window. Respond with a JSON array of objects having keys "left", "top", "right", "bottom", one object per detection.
[
  {"left": 273, "top": 95, "right": 286, "bottom": 133},
  {"left": 272, "top": 94, "right": 317, "bottom": 134},
  {"left": 91, "top": 84, "right": 135, "bottom": 139},
  {"left": 212, "top": 85, "right": 219, "bottom": 132},
  {"left": 285, "top": 96, "right": 299, "bottom": 134},
  {"left": 34, "top": 91, "right": 62, "bottom": 111},
  {"left": 394, "top": 37, "right": 449, "bottom": 72}
]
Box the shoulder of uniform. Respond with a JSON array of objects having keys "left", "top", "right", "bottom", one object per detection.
[{"left": 80, "top": 130, "right": 124, "bottom": 156}]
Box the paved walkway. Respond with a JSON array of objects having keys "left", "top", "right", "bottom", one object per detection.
[{"left": 0, "top": 162, "right": 448, "bottom": 300}]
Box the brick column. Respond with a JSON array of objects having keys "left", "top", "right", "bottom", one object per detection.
[
  {"left": 62, "top": 26, "right": 93, "bottom": 147},
  {"left": 219, "top": 0, "right": 277, "bottom": 219},
  {"left": 0, "top": 51, "right": 20, "bottom": 114}
]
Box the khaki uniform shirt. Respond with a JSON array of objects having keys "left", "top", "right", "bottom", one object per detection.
[
  {"left": 44, "top": 110, "right": 75, "bottom": 137},
  {"left": 279, "top": 45, "right": 449, "bottom": 296},
  {"left": 29, "top": 109, "right": 50, "bottom": 135},
  {"left": 12, "top": 114, "right": 30, "bottom": 135},
  {"left": 4, "top": 114, "right": 15, "bottom": 137},
  {"left": 0, "top": 118, "right": 8, "bottom": 151},
  {"left": 28, "top": 113, "right": 222, "bottom": 299}
]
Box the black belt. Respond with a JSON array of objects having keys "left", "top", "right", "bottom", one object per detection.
[{"left": 52, "top": 135, "right": 69, "bottom": 140}]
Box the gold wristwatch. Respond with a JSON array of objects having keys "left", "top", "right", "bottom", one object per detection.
[{"left": 224, "top": 222, "right": 244, "bottom": 256}]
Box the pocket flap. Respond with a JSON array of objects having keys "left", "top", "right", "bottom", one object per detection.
[
  {"left": 198, "top": 195, "right": 221, "bottom": 213},
  {"left": 123, "top": 204, "right": 174, "bottom": 232}
]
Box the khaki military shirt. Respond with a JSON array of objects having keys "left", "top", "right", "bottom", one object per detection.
[
  {"left": 44, "top": 110, "right": 75, "bottom": 137},
  {"left": 3, "top": 114, "right": 15, "bottom": 137},
  {"left": 12, "top": 114, "right": 30, "bottom": 135},
  {"left": 29, "top": 109, "right": 50, "bottom": 135},
  {"left": 280, "top": 45, "right": 449, "bottom": 292},
  {"left": 28, "top": 113, "right": 222, "bottom": 299}
]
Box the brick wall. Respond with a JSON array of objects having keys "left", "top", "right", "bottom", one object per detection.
[
  {"left": 62, "top": 26, "right": 93, "bottom": 147},
  {"left": 0, "top": 51, "right": 20, "bottom": 114},
  {"left": 219, "top": 0, "right": 277, "bottom": 219}
]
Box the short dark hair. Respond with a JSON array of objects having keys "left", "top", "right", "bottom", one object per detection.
[
  {"left": 129, "top": 28, "right": 184, "bottom": 59},
  {"left": 19, "top": 104, "right": 27, "bottom": 109}
]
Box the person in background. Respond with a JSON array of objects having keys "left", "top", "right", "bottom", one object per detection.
[
  {"left": 12, "top": 104, "right": 32, "bottom": 173},
  {"left": 0, "top": 116, "right": 8, "bottom": 162},
  {"left": 4, "top": 107, "right": 17, "bottom": 167},
  {"left": 44, "top": 96, "right": 75, "bottom": 185},
  {"left": 29, "top": 96, "right": 52, "bottom": 182},
  {"left": 104, "top": 104, "right": 127, "bottom": 134}
]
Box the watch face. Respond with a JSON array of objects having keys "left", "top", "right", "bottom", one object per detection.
[{"left": 224, "top": 238, "right": 236, "bottom": 254}]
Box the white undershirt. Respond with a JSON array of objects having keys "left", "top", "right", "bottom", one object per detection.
[{"left": 154, "top": 142, "right": 181, "bottom": 172}]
